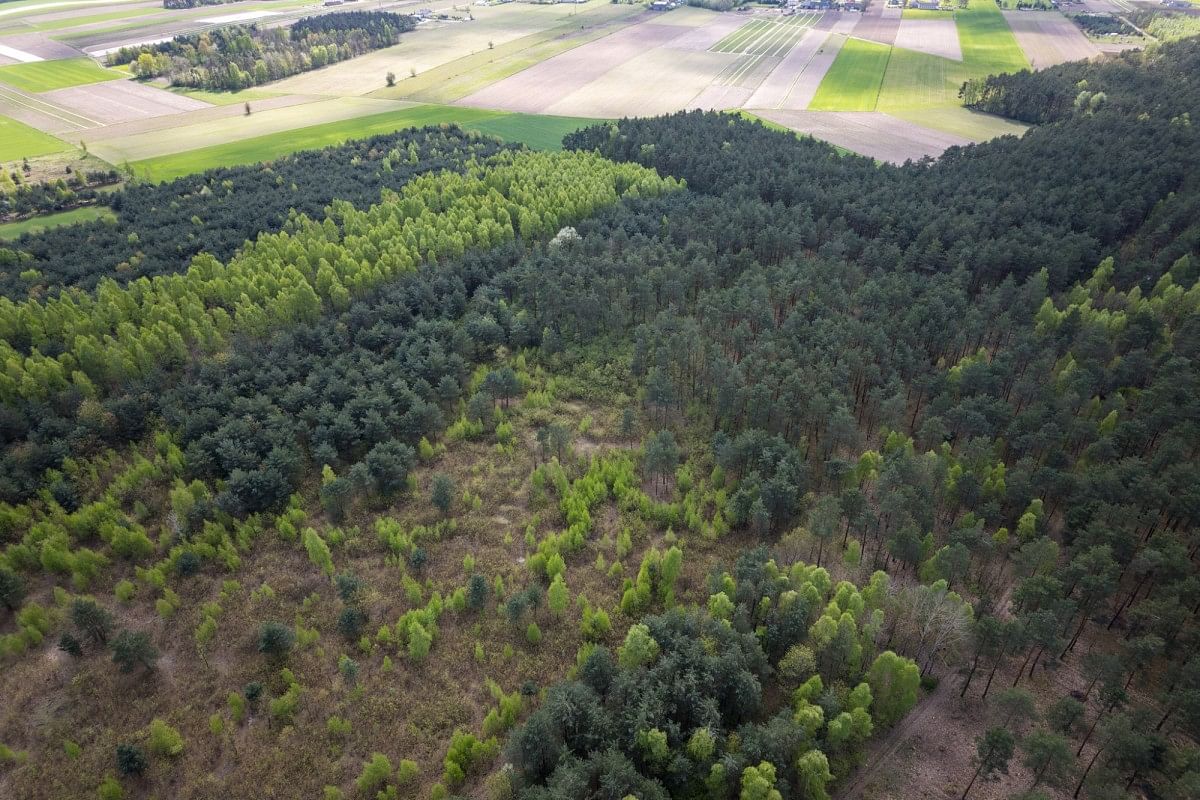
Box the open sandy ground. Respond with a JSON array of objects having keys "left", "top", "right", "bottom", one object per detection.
[
  {"left": 458, "top": 18, "right": 692, "bottom": 114},
  {"left": 894, "top": 17, "right": 962, "bottom": 61},
  {"left": 1003, "top": 10, "right": 1100, "bottom": 68},
  {"left": 40, "top": 78, "right": 206, "bottom": 124},
  {"left": 749, "top": 108, "right": 972, "bottom": 163},
  {"left": 852, "top": 4, "right": 899, "bottom": 46}
]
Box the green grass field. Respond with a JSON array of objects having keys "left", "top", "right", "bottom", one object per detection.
[
  {"left": 813, "top": 0, "right": 1029, "bottom": 124},
  {"left": 0, "top": 206, "right": 114, "bottom": 240},
  {"left": 171, "top": 87, "right": 281, "bottom": 107},
  {"left": 809, "top": 37, "right": 892, "bottom": 111},
  {"left": 0, "top": 58, "right": 124, "bottom": 93},
  {"left": 15, "top": 6, "right": 160, "bottom": 33},
  {"left": 0, "top": 114, "right": 71, "bottom": 161},
  {"left": 129, "top": 105, "right": 604, "bottom": 182},
  {"left": 955, "top": 1, "right": 1029, "bottom": 74}
]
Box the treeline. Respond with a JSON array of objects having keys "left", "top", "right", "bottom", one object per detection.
[
  {"left": 960, "top": 34, "right": 1200, "bottom": 123},
  {"left": 570, "top": 40, "right": 1200, "bottom": 292},
  {"left": 0, "top": 168, "right": 119, "bottom": 223},
  {"left": 110, "top": 12, "right": 416, "bottom": 90},
  {"left": 1070, "top": 13, "right": 1137, "bottom": 38},
  {"left": 0, "top": 127, "right": 508, "bottom": 298}
]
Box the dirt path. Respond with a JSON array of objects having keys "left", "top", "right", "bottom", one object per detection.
[{"left": 836, "top": 671, "right": 962, "bottom": 800}]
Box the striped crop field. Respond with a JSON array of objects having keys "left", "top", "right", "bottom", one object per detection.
[{"left": 711, "top": 12, "right": 822, "bottom": 57}]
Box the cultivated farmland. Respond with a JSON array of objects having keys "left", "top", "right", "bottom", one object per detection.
[
  {"left": 0, "top": 0, "right": 1125, "bottom": 205},
  {"left": 1003, "top": 9, "right": 1101, "bottom": 68},
  {"left": 0, "top": 55, "right": 121, "bottom": 91},
  {"left": 0, "top": 111, "right": 70, "bottom": 159},
  {"left": 808, "top": 36, "right": 892, "bottom": 111}
]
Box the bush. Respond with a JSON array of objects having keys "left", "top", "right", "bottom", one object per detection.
[
  {"left": 110, "top": 630, "right": 159, "bottom": 674},
  {"left": 147, "top": 719, "right": 184, "bottom": 757},
  {"left": 97, "top": 775, "right": 124, "bottom": 800},
  {"left": 115, "top": 743, "right": 146, "bottom": 777},
  {"left": 356, "top": 752, "right": 392, "bottom": 794},
  {"left": 258, "top": 622, "right": 295, "bottom": 661},
  {"left": 396, "top": 758, "right": 419, "bottom": 784}
]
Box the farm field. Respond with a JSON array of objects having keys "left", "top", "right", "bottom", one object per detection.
[
  {"left": 366, "top": 1, "right": 645, "bottom": 105},
  {"left": 0, "top": 55, "right": 121, "bottom": 91},
  {"left": 1002, "top": 9, "right": 1101, "bottom": 68},
  {"left": 0, "top": 0, "right": 1107, "bottom": 206},
  {"left": 84, "top": 96, "right": 421, "bottom": 164},
  {"left": 807, "top": 36, "right": 891, "bottom": 111},
  {"left": 125, "top": 104, "right": 603, "bottom": 181},
  {"left": 269, "top": 1, "right": 630, "bottom": 98},
  {"left": 893, "top": 15, "right": 961, "bottom": 61},
  {"left": 752, "top": 107, "right": 972, "bottom": 163},
  {"left": 0, "top": 6, "right": 162, "bottom": 35},
  {"left": 0, "top": 204, "right": 114, "bottom": 238},
  {"left": 170, "top": 86, "right": 281, "bottom": 106},
  {"left": 0, "top": 111, "right": 70, "bottom": 159}
]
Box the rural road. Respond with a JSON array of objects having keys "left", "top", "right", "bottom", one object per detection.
[{"left": 835, "top": 672, "right": 961, "bottom": 800}]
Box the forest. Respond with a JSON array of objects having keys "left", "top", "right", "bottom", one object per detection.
[
  {"left": 0, "top": 127, "right": 508, "bottom": 299},
  {"left": 0, "top": 31, "right": 1198, "bottom": 800},
  {"left": 108, "top": 11, "right": 416, "bottom": 90}
]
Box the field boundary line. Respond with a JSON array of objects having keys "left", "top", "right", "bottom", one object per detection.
[{"left": 0, "top": 82, "right": 97, "bottom": 127}]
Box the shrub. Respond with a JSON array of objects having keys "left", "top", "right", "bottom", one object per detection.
[
  {"left": 147, "top": 719, "right": 184, "bottom": 758},
  {"left": 110, "top": 630, "right": 159, "bottom": 674},
  {"left": 356, "top": 752, "right": 392, "bottom": 794},
  {"left": 396, "top": 758, "right": 419, "bottom": 784},
  {"left": 115, "top": 744, "right": 146, "bottom": 776},
  {"left": 258, "top": 622, "right": 295, "bottom": 661},
  {"left": 97, "top": 776, "right": 124, "bottom": 800}
]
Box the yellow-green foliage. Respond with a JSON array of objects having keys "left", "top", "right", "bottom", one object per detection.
[
  {"left": 147, "top": 718, "right": 184, "bottom": 758},
  {"left": 481, "top": 679, "right": 523, "bottom": 737},
  {"left": 302, "top": 527, "right": 334, "bottom": 575},
  {"left": 0, "top": 152, "right": 678, "bottom": 406},
  {"left": 442, "top": 730, "right": 498, "bottom": 786}
]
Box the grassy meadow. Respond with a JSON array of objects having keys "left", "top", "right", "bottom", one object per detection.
[
  {"left": 0, "top": 206, "right": 115, "bottom": 240},
  {"left": 0, "top": 114, "right": 71, "bottom": 160},
  {"left": 812, "top": 0, "right": 1029, "bottom": 133},
  {"left": 809, "top": 37, "right": 893, "bottom": 111},
  {"left": 0, "top": 58, "right": 124, "bottom": 93}
]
